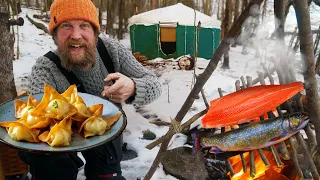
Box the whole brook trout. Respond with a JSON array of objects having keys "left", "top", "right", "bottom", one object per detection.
[{"left": 193, "top": 112, "right": 309, "bottom": 154}]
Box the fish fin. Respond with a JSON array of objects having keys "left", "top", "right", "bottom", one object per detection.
[
  {"left": 192, "top": 132, "right": 202, "bottom": 155},
  {"left": 290, "top": 92, "right": 302, "bottom": 102},
  {"left": 269, "top": 137, "right": 281, "bottom": 142},
  {"left": 269, "top": 135, "right": 285, "bottom": 142},
  {"left": 209, "top": 146, "right": 223, "bottom": 154}
]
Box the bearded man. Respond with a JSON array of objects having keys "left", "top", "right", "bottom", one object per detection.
[{"left": 18, "top": 0, "right": 162, "bottom": 179}]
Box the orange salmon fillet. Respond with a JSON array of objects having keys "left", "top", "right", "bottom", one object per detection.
[{"left": 201, "top": 81, "right": 304, "bottom": 128}]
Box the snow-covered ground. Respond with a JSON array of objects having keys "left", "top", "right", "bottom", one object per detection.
[{"left": 9, "top": 2, "right": 320, "bottom": 180}]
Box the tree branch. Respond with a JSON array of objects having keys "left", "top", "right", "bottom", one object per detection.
[
  {"left": 145, "top": 109, "right": 207, "bottom": 150},
  {"left": 26, "top": 14, "right": 48, "bottom": 34},
  {"left": 293, "top": 0, "right": 320, "bottom": 155}
]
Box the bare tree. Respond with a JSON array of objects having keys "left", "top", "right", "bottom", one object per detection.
[
  {"left": 220, "top": 0, "right": 225, "bottom": 38},
  {"left": 234, "top": 0, "right": 240, "bottom": 22},
  {"left": 222, "top": 0, "right": 232, "bottom": 69},
  {"left": 0, "top": 0, "right": 17, "bottom": 103},
  {"left": 274, "top": 0, "right": 285, "bottom": 40},
  {"left": 106, "top": 0, "right": 114, "bottom": 36},
  {"left": 242, "top": 0, "right": 248, "bottom": 11},
  {"left": 284, "top": 0, "right": 293, "bottom": 21},
  {"left": 293, "top": 0, "right": 320, "bottom": 168},
  {"left": 118, "top": 0, "right": 124, "bottom": 39},
  {"left": 217, "top": 0, "right": 221, "bottom": 20},
  {"left": 316, "top": 51, "right": 320, "bottom": 74},
  {"left": 98, "top": 0, "right": 103, "bottom": 26},
  {"left": 204, "top": 0, "right": 212, "bottom": 15}
]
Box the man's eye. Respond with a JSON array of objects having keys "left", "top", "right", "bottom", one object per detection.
[
  {"left": 81, "top": 24, "right": 90, "bottom": 28},
  {"left": 61, "top": 24, "right": 72, "bottom": 29}
]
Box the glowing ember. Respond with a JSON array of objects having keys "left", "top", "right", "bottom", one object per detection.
[{"left": 228, "top": 150, "right": 295, "bottom": 180}]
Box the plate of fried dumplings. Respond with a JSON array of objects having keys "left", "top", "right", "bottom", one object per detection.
[{"left": 0, "top": 84, "right": 127, "bottom": 153}]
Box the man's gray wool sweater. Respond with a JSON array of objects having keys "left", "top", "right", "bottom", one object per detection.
[{"left": 29, "top": 34, "right": 162, "bottom": 105}]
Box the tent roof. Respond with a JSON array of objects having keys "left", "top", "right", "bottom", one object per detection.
[{"left": 128, "top": 3, "right": 220, "bottom": 28}]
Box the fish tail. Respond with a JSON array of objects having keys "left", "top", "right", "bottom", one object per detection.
[{"left": 192, "top": 132, "right": 202, "bottom": 154}]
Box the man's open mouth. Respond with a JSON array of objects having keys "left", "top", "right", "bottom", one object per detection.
[{"left": 69, "top": 44, "right": 85, "bottom": 51}]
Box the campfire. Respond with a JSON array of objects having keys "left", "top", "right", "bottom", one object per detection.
[
  {"left": 229, "top": 150, "right": 296, "bottom": 180},
  {"left": 202, "top": 65, "right": 318, "bottom": 180}
]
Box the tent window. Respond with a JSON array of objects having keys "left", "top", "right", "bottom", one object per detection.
[{"left": 160, "top": 27, "right": 176, "bottom": 55}]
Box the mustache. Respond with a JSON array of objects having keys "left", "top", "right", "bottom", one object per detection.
[{"left": 66, "top": 39, "right": 90, "bottom": 48}]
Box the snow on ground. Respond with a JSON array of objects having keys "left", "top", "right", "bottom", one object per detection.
[{"left": 10, "top": 3, "right": 320, "bottom": 180}]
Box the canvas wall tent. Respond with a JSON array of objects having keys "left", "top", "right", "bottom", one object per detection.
[{"left": 128, "top": 3, "right": 221, "bottom": 60}]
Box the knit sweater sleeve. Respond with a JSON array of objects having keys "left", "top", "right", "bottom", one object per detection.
[
  {"left": 99, "top": 34, "right": 162, "bottom": 105},
  {"left": 29, "top": 56, "right": 70, "bottom": 94}
]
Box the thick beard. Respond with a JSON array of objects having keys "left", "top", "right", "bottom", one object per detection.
[{"left": 58, "top": 38, "right": 97, "bottom": 71}]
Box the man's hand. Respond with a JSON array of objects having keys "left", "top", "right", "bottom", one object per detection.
[{"left": 101, "top": 73, "right": 135, "bottom": 103}]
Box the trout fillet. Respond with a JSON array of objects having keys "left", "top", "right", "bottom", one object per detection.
[{"left": 202, "top": 81, "right": 304, "bottom": 128}]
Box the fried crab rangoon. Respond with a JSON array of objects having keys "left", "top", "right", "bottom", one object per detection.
[
  {"left": 62, "top": 85, "right": 91, "bottom": 121},
  {"left": 30, "top": 84, "right": 78, "bottom": 120},
  {"left": 0, "top": 84, "right": 122, "bottom": 147},
  {"left": 0, "top": 122, "right": 40, "bottom": 143},
  {"left": 14, "top": 94, "right": 51, "bottom": 129},
  {"left": 15, "top": 94, "right": 39, "bottom": 119},
  {"left": 38, "top": 117, "right": 73, "bottom": 147},
  {"left": 78, "top": 104, "right": 122, "bottom": 138}
]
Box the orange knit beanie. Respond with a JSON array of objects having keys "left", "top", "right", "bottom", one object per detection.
[{"left": 48, "top": 0, "right": 100, "bottom": 34}]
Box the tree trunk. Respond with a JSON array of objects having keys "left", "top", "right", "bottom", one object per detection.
[
  {"left": 222, "top": 0, "right": 232, "bottom": 68},
  {"left": 152, "top": 0, "right": 155, "bottom": 9},
  {"left": 314, "top": 25, "right": 320, "bottom": 55},
  {"left": 0, "top": 0, "right": 17, "bottom": 103},
  {"left": 284, "top": 0, "right": 293, "bottom": 21},
  {"left": 47, "top": 0, "right": 53, "bottom": 9},
  {"left": 98, "top": 0, "right": 103, "bottom": 27},
  {"left": 293, "top": 0, "right": 320, "bottom": 163},
  {"left": 274, "top": 0, "right": 285, "bottom": 40},
  {"left": 205, "top": 0, "right": 209, "bottom": 15},
  {"left": 44, "top": 0, "right": 48, "bottom": 16},
  {"left": 106, "top": 0, "right": 113, "bottom": 35},
  {"left": 25, "top": 0, "right": 29, "bottom": 7},
  {"left": 118, "top": 0, "right": 124, "bottom": 39},
  {"left": 242, "top": 0, "right": 248, "bottom": 11},
  {"left": 155, "top": 0, "right": 159, "bottom": 8},
  {"left": 315, "top": 51, "right": 320, "bottom": 74},
  {"left": 222, "top": 48, "right": 230, "bottom": 68},
  {"left": 0, "top": 9, "right": 17, "bottom": 180},
  {"left": 36, "top": 0, "right": 39, "bottom": 8},
  {"left": 234, "top": 0, "right": 240, "bottom": 22},
  {"left": 196, "top": 0, "right": 199, "bottom": 10},
  {"left": 232, "top": 0, "right": 240, "bottom": 47},
  {"left": 220, "top": 0, "right": 225, "bottom": 39}
]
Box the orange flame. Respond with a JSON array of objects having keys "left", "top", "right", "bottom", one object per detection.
[{"left": 229, "top": 150, "right": 294, "bottom": 180}]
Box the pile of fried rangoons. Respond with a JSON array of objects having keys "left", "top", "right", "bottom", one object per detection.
[{"left": 0, "top": 84, "right": 122, "bottom": 147}]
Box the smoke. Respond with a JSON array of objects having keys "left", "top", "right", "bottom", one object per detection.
[{"left": 236, "top": 5, "right": 305, "bottom": 84}]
